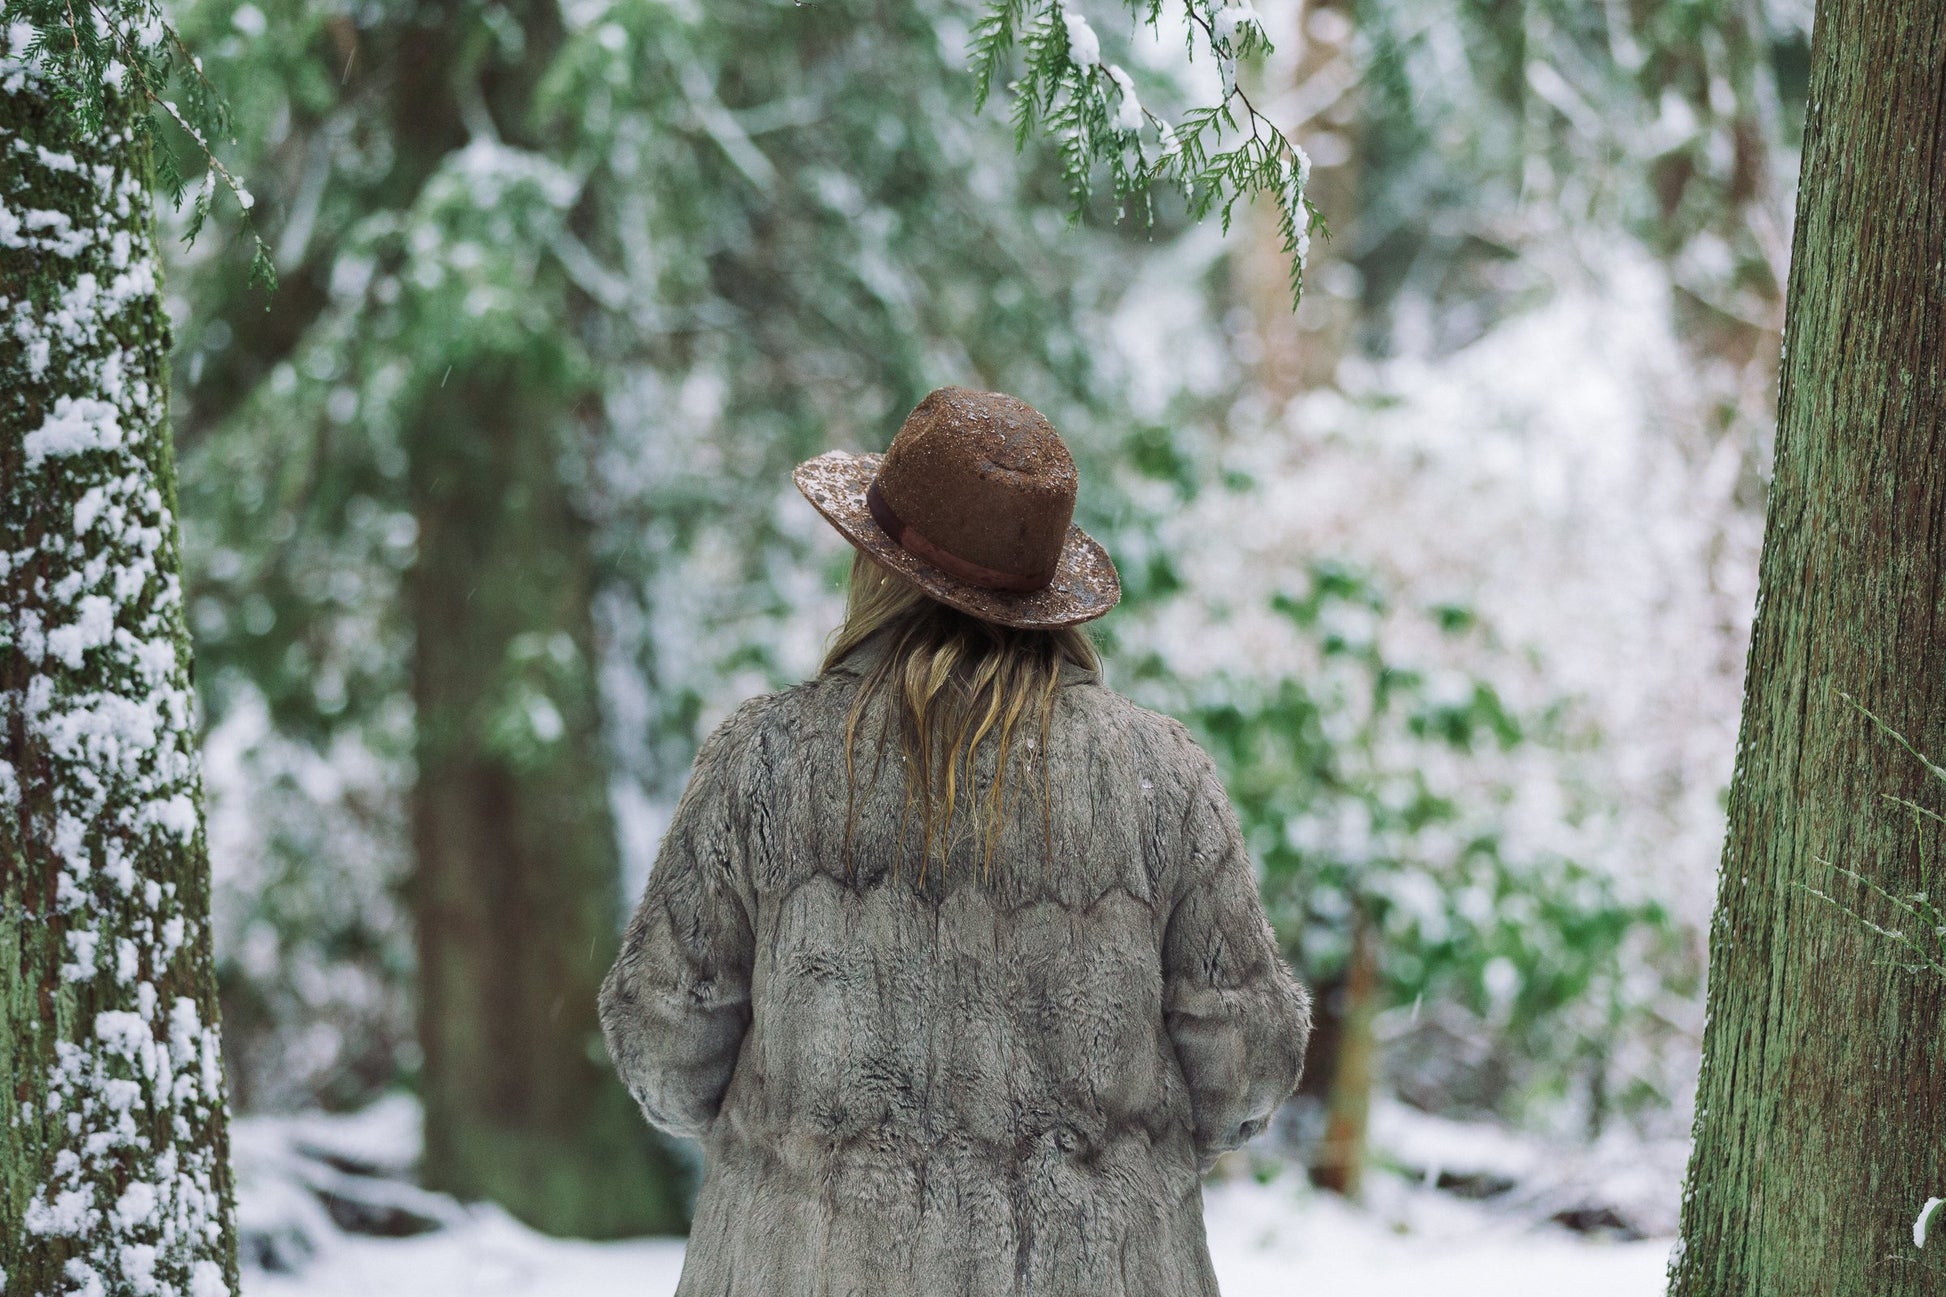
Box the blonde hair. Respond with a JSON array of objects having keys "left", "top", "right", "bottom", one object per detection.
[{"left": 823, "top": 552, "right": 1101, "bottom": 883}]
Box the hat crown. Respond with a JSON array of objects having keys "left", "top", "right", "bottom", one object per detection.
[{"left": 872, "top": 387, "right": 1077, "bottom": 589}]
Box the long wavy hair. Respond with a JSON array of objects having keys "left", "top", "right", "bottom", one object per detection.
[{"left": 822, "top": 551, "right": 1101, "bottom": 883}]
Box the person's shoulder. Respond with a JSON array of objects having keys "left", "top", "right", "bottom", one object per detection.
[
  {"left": 691, "top": 681, "right": 817, "bottom": 770},
  {"left": 1068, "top": 685, "right": 1214, "bottom": 772}
]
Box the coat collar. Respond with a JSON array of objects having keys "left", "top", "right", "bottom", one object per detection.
[{"left": 825, "top": 628, "right": 1100, "bottom": 688}]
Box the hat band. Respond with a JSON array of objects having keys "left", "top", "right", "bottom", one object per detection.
[{"left": 866, "top": 479, "right": 1055, "bottom": 594}]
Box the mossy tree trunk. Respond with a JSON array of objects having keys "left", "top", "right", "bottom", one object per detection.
[
  {"left": 408, "top": 365, "right": 685, "bottom": 1237},
  {"left": 1669, "top": 2, "right": 1946, "bottom": 1292},
  {"left": 153, "top": 0, "right": 687, "bottom": 1232},
  {"left": 0, "top": 46, "right": 240, "bottom": 1297},
  {"left": 399, "top": 4, "right": 687, "bottom": 1236}
]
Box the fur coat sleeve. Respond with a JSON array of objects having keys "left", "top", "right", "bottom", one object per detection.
[
  {"left": 1161, "top": 734, "right": 1313, "bottom": 1173},
  {"left": 597, "top": 702, "right": 762, "bottom": 1140}
]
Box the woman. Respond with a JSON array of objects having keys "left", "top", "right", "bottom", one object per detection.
[{"left": 599, "top": 386, "right": 1312, "bottom": 1295}]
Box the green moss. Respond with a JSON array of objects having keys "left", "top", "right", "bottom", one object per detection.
[
  {"left": 1, "top": 46, "right": 240, "bottom": 1297},
  {"left": 1669, "top": 3, "right": 1946, "bottom": 1292}
]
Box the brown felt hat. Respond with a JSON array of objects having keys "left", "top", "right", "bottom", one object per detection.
[{"left": 793, "top": 387, "right": 1121, "bottom": 629}]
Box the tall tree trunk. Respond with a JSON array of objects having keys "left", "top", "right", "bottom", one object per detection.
[
  {"left": 1242, "top": 0, "right": 1358, "bottom": 404},
  {"left": 1669, "top": 3, "right": 1946, "bottom": 1292},
  {"left": 408, "top": 368, "right": 685, "bottom": 1238},
  {"left": 1240, "top": 0, "right": 1375, "bottom": 1196},
  {"left": 356, "top": 2, "right": 687, "bottom": 1237},
  {"left": 1, "top": 53, "right": 240, "bottom": 1297},
  {"left": 1309, "top": 907, "right": 1378, "bottom": 1198}
]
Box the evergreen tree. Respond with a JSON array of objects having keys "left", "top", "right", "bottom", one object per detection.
[
  {"left": 1669, "top": 0, "right": 1946, "bottom": 1290},
  {"left": 0, "top": 39, "right": 240, "bottom": 1297},
  {"left": 158, "top": 0, "right": 1315, "bottom": 1238},
  {"left": 1205, "top": 0, "right": 1809, "bottom": 1193},
  {"left": 160, "top": 0, "right": 1755, "bottom": 1222}
]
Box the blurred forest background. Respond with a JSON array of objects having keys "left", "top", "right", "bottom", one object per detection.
[{"left": 156, "top": 0, "right": 1809, "bottom": 1243}]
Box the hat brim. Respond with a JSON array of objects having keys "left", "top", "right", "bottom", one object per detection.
[{"left": 794, "top": 450, "right": 1121, "bottom": 630}]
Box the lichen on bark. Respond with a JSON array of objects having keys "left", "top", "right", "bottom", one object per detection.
[{"left": 1, "top": 36, "right": 240, "bottom": 1297}]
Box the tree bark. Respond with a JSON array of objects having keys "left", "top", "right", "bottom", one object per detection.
[
  {"left": 389, "top": 3, "right": 689, "bottom": 1236},
  {"left": 1669, "top": 2, "right": 1946, "bottom": 1292},
  {"left": 1242, "top": 0, "right": 1359, "bottom": 403},
  {"left": 407, "top": 369, "right": 686, "bottom": 1238},
  {"left": 0, "top": 53, "right": 240, "bottom": 1297},
  {"left": 1309, "top": 907, "right": 1378, "bottom": 1198}
]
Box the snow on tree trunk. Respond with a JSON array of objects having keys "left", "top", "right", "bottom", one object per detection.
[
  {"left": 1669, "top": 2, "right": 1946, "bottom": 1293},
  {"left": 1, "top": 42, "right": 240, "bottom": 1297}
]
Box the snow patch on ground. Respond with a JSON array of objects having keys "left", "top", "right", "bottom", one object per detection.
[
  {"left": 234, "top": 1099, "right": 1675, "bottom": 1296},
  {"left": 239, "top": 1174, "right": 1672, "bottom": 1297},
  {"left": 1204, "top": 1176, "right": 1671, "bottom": 1297}
]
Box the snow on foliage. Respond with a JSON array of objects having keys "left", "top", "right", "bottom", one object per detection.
[
  {"left": 1083, "top": 234, "right": 1755, "bottom": 1127},
  {"left": 972, "top": 0, "right": 1321, "bottom": 300},
  {"left": 155, "top": 0, "right": 1782, "bottom": 1149},
  {"left": 199, "top": 687, "right": 413, "bottom": 1110},
  {"left": 2, "top": 41, "right": 234, "bottom": 1297},
  {"left": 1123, "top": 245, "right": 1755, "bottom": 938},
  {"left": 1060, "top": 9, "right": 1100, "bottom": 68}
]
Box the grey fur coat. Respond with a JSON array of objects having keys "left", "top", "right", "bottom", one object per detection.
[{"left": 598, "top": 635, "right": 1312, "bottom": 1295}]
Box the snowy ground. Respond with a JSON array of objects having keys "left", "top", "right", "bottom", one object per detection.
[
  {"left": 241, "top": 1183, "right": 1674, "bottom": 1297},
  {"left": 235, "top": 1097, "right": 1679, "bottom": 1297}
]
